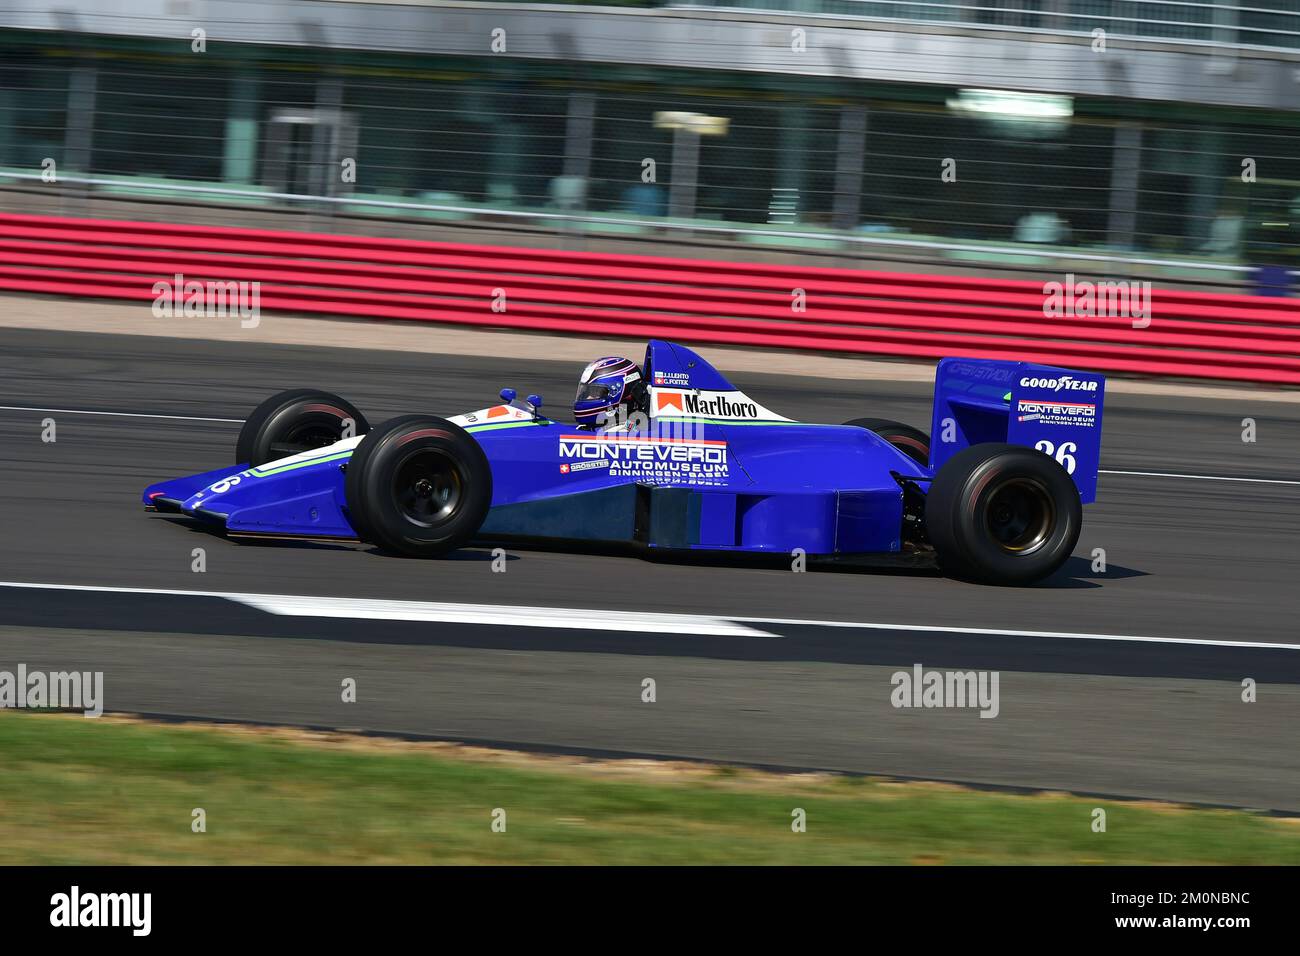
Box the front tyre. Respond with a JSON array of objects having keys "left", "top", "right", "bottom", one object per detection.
[
  {"left": 924, "top": 443, "right": 1081, "bottom": 585},
  {"left": 236, "top": 389, "right": 369, "bottom": 467},
  {"left": 344, "top": 415, "right": 492, "bottom": 557}
]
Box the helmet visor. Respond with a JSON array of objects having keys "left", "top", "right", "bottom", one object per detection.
[{"left": 576, "top": 383, "right": 611, "bottom": 402}]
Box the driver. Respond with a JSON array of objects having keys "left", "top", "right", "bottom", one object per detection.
[{"left": 573, "top": 356, "right": 647, "bottom": 429}]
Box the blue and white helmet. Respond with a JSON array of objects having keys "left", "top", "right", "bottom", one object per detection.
[{"left": 574, "top": 356, "right": 644, "bottom": 427}]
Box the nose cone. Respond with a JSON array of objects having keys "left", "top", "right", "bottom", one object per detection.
[{"left": 142, "top": 464, "right": 248, "bottom": 509}]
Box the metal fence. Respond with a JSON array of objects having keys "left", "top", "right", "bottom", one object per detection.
[
  {"left": 1, "top": 40, "right": 1299, "bottom": 275},
  {"left": 674, "top": 1, "right": 1300, "bottom": 51}
]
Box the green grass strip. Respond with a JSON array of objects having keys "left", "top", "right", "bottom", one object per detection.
[{"left": 1, "top": 713, "right": 1295, "bottom": 865}]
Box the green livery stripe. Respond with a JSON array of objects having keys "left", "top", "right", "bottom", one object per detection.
[
  {"left": 464, "top": 419, "right": 548, "bottom": 434},
  {"left": 250, "top": 420, "right": 543, "bottom": 476},
  {"left": 250, "top": 450, "right": 353, "bottom": 477}
]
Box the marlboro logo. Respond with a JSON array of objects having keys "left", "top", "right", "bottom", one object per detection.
[{"left": 651, "top": 388, "right": 779, "bottom": 421}]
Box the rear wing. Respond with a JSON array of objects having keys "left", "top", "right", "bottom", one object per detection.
[{"left": 929, "top": 358, "right": 1106, "bottom": 503}]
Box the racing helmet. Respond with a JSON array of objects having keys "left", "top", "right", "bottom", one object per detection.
[{"left": 574, "top": 356, "right": 645, "bottom": 427}]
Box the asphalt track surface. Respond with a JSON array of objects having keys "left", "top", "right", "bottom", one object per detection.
[{"left": 1, "top": 326, "right": 1298, "bottom": 811}]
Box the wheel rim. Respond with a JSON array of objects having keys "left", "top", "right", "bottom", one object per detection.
[
  {"left": 393, "top": 450, "right": 464, "bottom": 528},
  {"left": 982, "top": 477, "right": 1055, "bottom": 555}
]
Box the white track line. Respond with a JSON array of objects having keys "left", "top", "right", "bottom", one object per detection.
[
  {"left": 0, "top": 408, "right": 1289, "bottom": 489},
  {"left": 232, "top": 593, "right": 774, "bottom": 637},
  {"left": 727, "top": 614, "right": 1300, "bottom": 651},
  {"left": 1100, "top": 468, "right": 1300, "bottom": 486},
  {"left": 2, "top": 581, "right": 1298, "bottom": 650},
  {"left": 0, "top": 405, "right": 242, "bottom": 423},
  {"left": 0, "top": 581, "right": 773, "bottom": 638}
]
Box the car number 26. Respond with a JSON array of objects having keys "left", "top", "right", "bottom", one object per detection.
[{"left": 1034, "top": 440, "right": 1078, "bottom": 474}]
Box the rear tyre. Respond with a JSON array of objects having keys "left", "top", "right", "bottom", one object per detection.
[
  {"left": 843, "top": 417, "right": 930, "bottom": 466},
  {"left": 344, "top": 415, "right": 492, "bottom": 556},
  {"left": 924, "top": 443, "right": 1081, "bottom": 586},
  {"left": 236, "top": 389, "right": 369, "bottom": 467}
]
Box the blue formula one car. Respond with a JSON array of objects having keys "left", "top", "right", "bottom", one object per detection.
[{"left": 143, "top": 340, "right": 1106, "bottom": 585}]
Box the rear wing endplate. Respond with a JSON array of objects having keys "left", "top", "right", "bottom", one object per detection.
[{"left": 929, "top": 358, "right": 1106, "bottom": 503}]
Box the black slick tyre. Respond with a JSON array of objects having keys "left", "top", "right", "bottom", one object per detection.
[
  {"left": 924, "top": 443, "right": 1081, "bottom": 585},
  {"left": 344, "top": 415, "right": 492, "bottom": 556},
  {"left": 236, "top": 389, "right": 369, "bottom": 467}
]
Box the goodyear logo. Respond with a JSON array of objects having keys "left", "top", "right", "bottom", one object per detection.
[{"left": 1019, "top": 375, "right": 1100, "bottom": 392}]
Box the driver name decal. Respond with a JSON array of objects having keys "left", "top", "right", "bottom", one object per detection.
[{"left": 559, "top": 435, "right": 729, "bottom": 486}]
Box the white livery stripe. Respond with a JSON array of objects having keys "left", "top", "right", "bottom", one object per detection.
[{"left": 558, "top": 434, "right": 726, "bottom": 446}]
